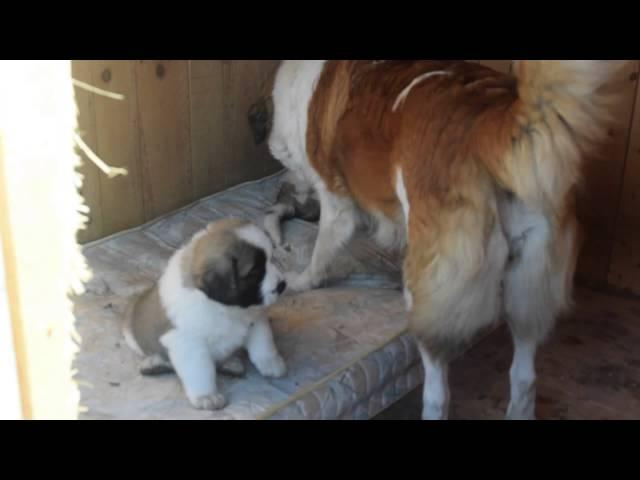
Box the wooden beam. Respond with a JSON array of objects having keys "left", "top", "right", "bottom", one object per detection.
[{"left": 0, "top": 61, "right": 88, "bottom": 419}]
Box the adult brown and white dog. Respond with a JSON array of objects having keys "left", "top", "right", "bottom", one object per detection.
[
  {"left": 123, "top": 218, "right": 288, "bottom": 410},
  {"left": 253, "top": 60, "right": 626, "bottom": 420}
]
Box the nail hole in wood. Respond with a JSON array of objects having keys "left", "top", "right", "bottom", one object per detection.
[
  {"left": 156, "top": 64, "right": 165, "bottom": 79},
  {"left": 101, "top": 69, "right": 111, "bottom": 83}
]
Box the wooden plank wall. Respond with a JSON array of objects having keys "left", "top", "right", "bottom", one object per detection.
[
  {"left": 574, "top": 62, "right": 640, "bottom": 293},
  {"left": 605, "top": 64, "right": 640, "bottom": 294},
  {"left": 73, "top": 60, "right": 280, "bottom": 243},
  {"left": 73, "top": 60, "right": 640, "bottom": 296}
]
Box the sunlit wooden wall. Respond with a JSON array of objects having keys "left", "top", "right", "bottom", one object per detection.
[
  {"left": 73, "top": 60, "right": 640, "bottom": 296},
  {"left": 73, "top": 60, "right": 281, "bottom": 243}
]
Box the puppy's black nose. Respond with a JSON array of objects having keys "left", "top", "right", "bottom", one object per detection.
[{"left": 276, "top": 280, "right": 287, "bottom": 295}]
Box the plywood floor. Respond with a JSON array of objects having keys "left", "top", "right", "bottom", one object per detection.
[{"left": 374, "top": 287, "right": 640, "bottom": 420}]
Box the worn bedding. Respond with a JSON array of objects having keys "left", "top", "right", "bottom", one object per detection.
[{"left": 73, "top": 171, "right": 424, "bottom": 420}]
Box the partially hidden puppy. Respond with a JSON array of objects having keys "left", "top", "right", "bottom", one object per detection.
[
  {"left": 248, "top": 81, "right": 321, "bottom": 247},
  {"left": 123, "top": 218, "right": 288, "bottom": 411},
  {"left": 254, "top": 60, "right": 628, "bottom": 420},
  {"left": 262, "top": 170, "right": 320, "bottom": 248}
]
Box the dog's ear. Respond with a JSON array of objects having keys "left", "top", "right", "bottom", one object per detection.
[
  {"left": 247, "top": 95, "right": 273, "bottom": 146},
  {"left": 198, "top": 258, "right": 240, "bottom": 306}
]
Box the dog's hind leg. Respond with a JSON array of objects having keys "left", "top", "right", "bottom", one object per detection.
[
  {"left": 406, "top": 190, "right": 508, "bottom": 420},
  {"left": 500, "top": 196, "right": 579, "bottom": 420}
]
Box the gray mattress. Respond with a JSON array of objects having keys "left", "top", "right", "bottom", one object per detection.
[{"left": 73, "top": 171, "right": 423, "bottom": 420}]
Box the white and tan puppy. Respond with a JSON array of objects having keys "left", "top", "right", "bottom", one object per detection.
[{"left": 123, "top": 218, "right": 288, "bottom": 411}]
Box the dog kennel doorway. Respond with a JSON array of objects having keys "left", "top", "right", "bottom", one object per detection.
[{"left": 2, "top": 60, "right": 640, "bottom": 419}]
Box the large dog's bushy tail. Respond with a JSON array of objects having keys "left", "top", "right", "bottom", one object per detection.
[
  {"left": 491, "top": 60, "right": 629, "bottom": 208},
  {"left": 516, "top": 60, "right": 627, "bottom": 148},
  {"left": 487, "top": 61, "right": 630, "bottom": 337}
]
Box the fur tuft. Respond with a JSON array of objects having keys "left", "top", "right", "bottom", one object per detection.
[
  {"left": 485, "top": 61, "right": 630, "bottom": 211},
  {"left": 514, "top": 60, "right": 628, "bottom": 150}
]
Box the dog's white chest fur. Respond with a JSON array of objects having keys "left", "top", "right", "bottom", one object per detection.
[{"left": 269, "top": 60, "right": 327, "bottom": 189}]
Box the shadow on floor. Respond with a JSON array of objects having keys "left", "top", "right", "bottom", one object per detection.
[{"left": 373, "top": 287, "right": 640, "bottom": 420}]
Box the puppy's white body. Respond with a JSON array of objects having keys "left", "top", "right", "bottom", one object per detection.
[
  {"left": 124, "top": 221, "right": 286, "bottom": 411},
  {"left": 158, "top": 241, "right": 285, "bottom": 410}
]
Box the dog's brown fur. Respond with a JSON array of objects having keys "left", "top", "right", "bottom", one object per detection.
[
  {"left": 300, "top": 60, "right": 625, "bottom": 358},
  {"left": 264, "top": 60, "right": 627, "bottom": 418}
]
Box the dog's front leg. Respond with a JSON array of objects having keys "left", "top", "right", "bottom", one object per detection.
[
  {"left": 246, "top": 316, "right": 286, "bottom": 378},
  {"left": 286, "top": 190, "right": 356, "bottom": 292},
  {"left": 160, "top": 329, "right": 226, "bottom": 410}
]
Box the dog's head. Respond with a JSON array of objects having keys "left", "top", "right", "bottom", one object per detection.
[
  {"left": 186, "top": 219, "right": 286, "bottom": 308},
  {"left": 248, "top": 95, "right": 274, "bottom": 146},
  {"left": 247, "top": 64, "right": 279, "bottom": 146}
]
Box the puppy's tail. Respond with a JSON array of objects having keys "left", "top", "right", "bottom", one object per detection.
[{"left": 494, "top": 60, "right": 630, "bottom": 206}]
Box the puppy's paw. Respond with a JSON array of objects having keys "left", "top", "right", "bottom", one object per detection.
[
  {"left": 139, "top": 355, "right": 173, "bottom": 376},
  {"left": 256, "top": 354, "right": 287, "bottom": 378},
  {"left": 219, "top": 355, "right": 246, "bottom": 377},
  {"left": 285, "top": 271, "right": 315, "bottom": 293},
  {"left": 265, "top": 229, "right": 283, "bottom": 249},
  {"left": 277, "top": 242, "right": 292, "bottom": 253},
  {"left": 190, "top": 392, "right": 227, "bottom": 411}
]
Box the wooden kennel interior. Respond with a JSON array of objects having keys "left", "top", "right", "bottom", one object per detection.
[{"left": 1, "top": 60, "right": 639, "bottom": 419}]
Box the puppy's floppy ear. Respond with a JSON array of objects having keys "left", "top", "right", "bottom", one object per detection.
[
  {"left": 295, "top": 196, "right": 321, "bottom": 223},
  {"left": 275, "top": 181, "right": 321, "bottom": 223},
  {"left": 247, "top": 95, "right": 273, "bottom": 146},
  {"left": 198, "top": 258, "right": 240, "bottom": 306}
]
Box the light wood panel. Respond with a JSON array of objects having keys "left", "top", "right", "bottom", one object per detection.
[
  {"left": 93, "top": 61, "right": 145, "bottom": 235},
  {"left": 74, "top": 60, "right": 280, "bottom": 242},
  {"left": 190, "top": 60, "right": 281, "bottom": 200},
  {"left": 136, "top": 60, "right": 192, "bottom": 220},
  {"left": 189, "top": 60, "right": 228, "bottom": 199}
]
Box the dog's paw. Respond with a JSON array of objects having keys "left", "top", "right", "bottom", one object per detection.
[
  {"left": 189, "top": 392, "right": 227, "bottom": 411},
  {"left": 256, "top": 354, "right": 287, "bottom": 378}
]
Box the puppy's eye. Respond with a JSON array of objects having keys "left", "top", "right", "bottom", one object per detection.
[{"left": 246, "top": 263, "right": 263, "bottom": 277}]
